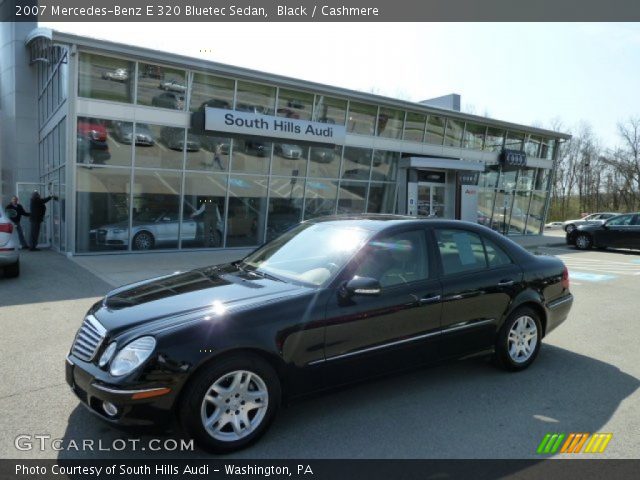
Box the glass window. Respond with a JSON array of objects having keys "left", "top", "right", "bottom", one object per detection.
[
  {"left": 226, "top": 175, "right": 268, "bottom": 247},
  {"left": 277, "top": 88, "right": 314, "bottom": 121},
  {"left": 308, "top": 145, "right": 341, "bottom": 178},
  {"left": 59, "top": 166, "right": 66, "bottom": 251},
  {"left": 312, "top": 95, "right": 346, "bottom": 125},
  {"left": 540, "top": 138, "right": 556, "bottom": 160},
  {"left": 76, "top": 166, "right": 131, "bottom": 252},
  {"left": 377, "top": 108, "right": 403, "bottom": 139},
  {"left": 185, "top": 130, "right": 231, "bottom": 172},
  {"left": 606, "top": 214, "right": 634, "bottom": 226},
  {"left": 272, "top": 142, "right": 308, "bottom": 177},
  {"left": 236, "top": 81, "right": 276, "bottom": 115},
  {"left": 510, "top": 191, "right": 531, "bottom": 234},
  {"left": 477, "top": 189, "right": 495, "bottom": 228},
  {"left": 52, "top": 125, "right": 59, "bottom": 168},
  {"left": 483, "top": 237, "right": 512, "bottom": 267},
  {"left": 189, "top": 73, "right": 234, "bottom": 112},
  {"left": 444, "top": 119, "right": 464, "bottom": 147},
  {"left": 526, "top": 191, "right": 546, "bottom": 234},
  {"left": 131, "top": 169, "right": 182, "bottom": 250},
  {"left": 231, "top": 136, "right": 271, "bottom": 175},
  {"left": 436, "top": 229, "right": 487, "bottom": 275},
  {"left": 77, "top": 117, "right": 130, "bottom": 167},
  {"left": 463, "top": 123, "right": 486, "bottom": 150},
  {"left": 425, "top": 115, "right": 446, "bottom": 145},
  {"left": 505, "top": 131, "right": 525, "bottom": 150},
  {"left": 498, "top": 169, "right": 518, "bottom": 190},
  {"left": 484, "top": 127, "right": 505, "bottom": 152},
  {"left": 403, "top": 112, "right": 426, "bottom": 142},
  {"left": 181, "top": 172, "right": 227, "bottom": 248},
  {"left": 492, "top": 190, "right": 515, "bottom": 234},
  {"left": 267, "top": 177, "right": 304, "bottom": 241},
  {"left": 304, "top": 179, "right": 338, "bottom": 219},
  {"left": 516, "top": 168, "right": 535, "bottom": 191},
  {"left": 347, "top": 102, "right": 377, "bottom": 135},
  {"left": 338, "top": 181, "right": 367, "bottom": 214},
  {"left": 524, "top": 135, "right": 542, "bottom": 157},
  {"left": 478, "top": 169, "right": 499, "bottom": 189},
  {"left": 534, "top": 168, "right": 550, "bottom": 190},
  {"left": 78, "top": 53, "right": 134, "bottom": 103},
  {"left": 135, "top": 124, "right": 185, "bottom": 170},
  {"left": 367, "top": 183, "right": 396, "bottom": 214},
  {"left": 59, "top": 120, "right": 66, "bottom": 166},
  {"left": 355, "top": 229, "right": 429, "bottom": 287},
  {"left": 341, "top": 147, "right": 372, "bottom": 180},
  {"left": 137, "top": 63, "right": 186, "bottom": 110},
  {"left": 371, "top": 150, "right": 400, "bottom": 182}
]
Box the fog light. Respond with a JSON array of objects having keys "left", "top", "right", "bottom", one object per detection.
[{"left": 103, "top": 401, "right": 118, "bottom": 417}]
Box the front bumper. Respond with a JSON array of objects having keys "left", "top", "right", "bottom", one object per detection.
[{"left": 65, "top": 356, "right": 176, "bottom": 427}]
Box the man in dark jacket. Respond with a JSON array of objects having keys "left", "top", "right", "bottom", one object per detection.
[
  {"left": 29, "top": 191, "right": 54, "bottom": 251},
  {"left": 5, "top": 196, "right": 30, "bottom": 249}
]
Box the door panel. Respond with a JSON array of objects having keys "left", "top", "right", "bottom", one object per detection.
[{"left": 322, "top": 227, "right": 442, "bottom": 384}]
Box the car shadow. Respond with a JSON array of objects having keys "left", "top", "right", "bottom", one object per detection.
[
  {"left": 57, "top": 344, "right": 639, "bottom": 463},
  {"left": 0, "top": 250, "right": 111, "bottom": 307}
]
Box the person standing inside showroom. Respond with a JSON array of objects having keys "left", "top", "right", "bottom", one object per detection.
[{"left": 29, "top": 190, "right": 56, "bottom": 251}]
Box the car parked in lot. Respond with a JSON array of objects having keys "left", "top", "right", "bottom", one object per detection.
[
  {"left": 0, "top": 206, "right": 20, "bottom": 277},
  {"left": 309, "top": 146, "right": 336, "bottom": 163},
  {"left": 566, "top": 212, "right": 640, "bottom": 250},
  {"left": 111, "top": 122, "right": 154, "bottom": 146},
  {"left": 544, "top": 221, "right": 564, "bottom": 230},
  {"left": 158, "top": 80, "right": 186, "bottom": 93},
  {"left": 101, "top": 68, "right": 129, "bottom": 82},
  {"left": 151, "top": 92, "right": 185, "bottom": 110},
  {"left": 66, "top": 216, "right": 573, "bottom": 452},
  {"left": 77, "top": 120, "right": 111, "bottom": 165},
  {"left": 274, "top": 143, "right": 303, "bottom": 159},
  {"left": 160, "top": 127, "right": 201, "bottom": 151},
  {"left": 563, "top": 212, "right": 618, "bottom": 233}
]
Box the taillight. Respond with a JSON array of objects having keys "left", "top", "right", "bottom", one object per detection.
[
  {"left": 0, "top": 223, "right": 14, "bottom": 234},
  {"left": 561, "top": 265, "right": 570, "bottom": 290}
]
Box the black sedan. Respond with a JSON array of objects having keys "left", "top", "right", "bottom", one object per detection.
[
  {"left": 566, "top": 212, "right": 640, "bottom": 250},
  {"left": 66, "top": 216, "right": 573, "bottom": 452}
]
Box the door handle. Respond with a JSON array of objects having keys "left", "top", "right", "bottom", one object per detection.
[
  {"left": 498, "top": 279, "right": 515, "bottom": 287},
  {"left": 419, "top": 294, "right": 441, "bottom": 305}
]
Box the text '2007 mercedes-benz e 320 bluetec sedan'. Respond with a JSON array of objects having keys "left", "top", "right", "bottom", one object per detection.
[{"left": 66, "top": 216, "right": 573, "bottom": 452}]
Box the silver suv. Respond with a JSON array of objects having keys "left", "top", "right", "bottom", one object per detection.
[{"left": 0, "top": 205, "right": 20, "bottom": 277}]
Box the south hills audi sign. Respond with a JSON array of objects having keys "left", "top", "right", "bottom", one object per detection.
[{"left": 204, "top": 107, "right": 346, "bottom": 144}]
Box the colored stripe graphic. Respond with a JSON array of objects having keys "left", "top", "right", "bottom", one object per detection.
[{"left": 539, "top": 433, "right": 613, "bottom": 454}]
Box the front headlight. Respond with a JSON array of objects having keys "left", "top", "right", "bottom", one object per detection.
[{"left": 109, "top": 336, "right": 156, "bottom": 377}]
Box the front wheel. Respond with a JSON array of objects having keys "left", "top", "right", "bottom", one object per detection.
[
  {"left": 565, "top": 224, "right": 576, "bottom": 233},
  {"left": 179, "top": 355, "right": 281, "bottom": 453},
  {"left": 575, "top": 233, "right": 592, "bottom": 250},
  {"left": 132, "top": 231, "right": 155, "bottom": 250},
  {"left": 494, "top": 307, "right": 542, "bottom": 371}
]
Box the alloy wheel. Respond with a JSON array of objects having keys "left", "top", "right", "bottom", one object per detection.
[
  {"left": 575, "top": 234, "right": 591, "bottom": 250},
  {"left": 200, "top": 370, "right": 269, "bottom": 442},
  {"left": 507, "top": 316, "right": 538, "bottom": 364},
  {"left": 134, "top": 232, "right": 153, "bottom": 250}
]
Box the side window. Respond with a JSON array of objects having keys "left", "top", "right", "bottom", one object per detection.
[
  {"left": 483, "top": 237, "right": 512, "bottom": 268},
  {"left": 607, "top": 215, "right": 633, "bottom": 226},
  {"left": 436, "top": 229, "right": 487, "bottom": 275},
  {"left": 354, "top": 229, "right": 429, "bottom": 287},
  {"left": 632, "top": 215, "right": 640, "bottom": 226}
]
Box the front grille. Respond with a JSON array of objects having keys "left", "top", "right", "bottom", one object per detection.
[{"left": 71, "top": 315, "right": 107, "bottom": 361}]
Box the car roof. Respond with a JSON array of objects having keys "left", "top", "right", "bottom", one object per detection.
[{"left": 306, "top": 214, "right": 494, "bottom": 233}]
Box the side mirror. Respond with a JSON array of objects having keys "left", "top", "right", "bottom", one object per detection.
[
  {"left": 342, "top": 276, "right": 382, "bottom": 298},
  {"left": 602, "top": 223, "right": 609, "bottom": 229}
]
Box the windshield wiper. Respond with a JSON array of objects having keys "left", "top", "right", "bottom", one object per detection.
[{"left": 247, "top": 269, "right": 284, "bottom": 282}]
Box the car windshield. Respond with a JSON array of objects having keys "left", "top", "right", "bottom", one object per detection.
[{"left": 241, "top": 223, "right": 371, "bottom": 287}]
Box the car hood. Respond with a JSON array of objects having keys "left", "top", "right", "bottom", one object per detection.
[{"left": 94, "top": 264, "right": 312, "bottom": 335}]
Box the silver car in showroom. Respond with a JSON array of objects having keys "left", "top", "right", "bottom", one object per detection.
[
  {"left": 0, "top": 205, "right": 20, "bottom": 277},
  {"left": 275, "top": 143, "right": 304, "bottom": 159}
]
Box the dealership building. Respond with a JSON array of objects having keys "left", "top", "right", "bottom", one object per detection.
[{"left": 0, "top": 22, "right": 570, "bottom": 255}]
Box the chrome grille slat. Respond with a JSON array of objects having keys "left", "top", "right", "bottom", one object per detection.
[{"left": 71, "top": 315, "right": 106, "bottom": 361}]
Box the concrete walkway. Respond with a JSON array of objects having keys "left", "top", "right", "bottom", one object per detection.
[{"left": 68, "top": 231, "right": 567, "bottom": 288}]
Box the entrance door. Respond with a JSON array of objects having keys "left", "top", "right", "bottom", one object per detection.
[
  {"left": 16, "top": 182, "right": 50, "bottom": 248},
  {"left": 417, "top": 183, "right": 446, "bottom": 218}
]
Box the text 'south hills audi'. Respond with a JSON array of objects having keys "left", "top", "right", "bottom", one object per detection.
[{"left": 66, "top": 216, "right": 573, "bottom": 452}]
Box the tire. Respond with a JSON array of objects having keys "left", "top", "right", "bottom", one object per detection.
[
  {"left": 575, "top": 233, "right": 592, "bottom": 250},
  {"left": 4, "top": 260, "right": 19, "bottom": 278},
  {"left": 494, "top": 307, "right": 542, "bottom": 371},
  {"left": 565, "top": 224, "right": 576, "bottom": 233},
  {"left": 132, "top": 231, "right": 155, "bottom": 250},
  {"left": 179, "top": 354, "right": 281, "bottom": 453}
]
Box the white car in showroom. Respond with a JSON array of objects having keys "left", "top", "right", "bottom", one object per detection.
[
  {"left": 0, "top": 205, "right": 20, "bottom": 277},
  {"left": 563, "top": 212, "right": 618, "bottom": 233}
]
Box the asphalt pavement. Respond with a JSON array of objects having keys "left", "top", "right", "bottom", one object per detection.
[{"left": 0, "top": 245, "right": 638, "bottom": 460}]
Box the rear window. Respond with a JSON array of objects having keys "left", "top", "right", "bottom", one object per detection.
[{"left": 436, "top": 229, "right": 487, "bottom": 275}]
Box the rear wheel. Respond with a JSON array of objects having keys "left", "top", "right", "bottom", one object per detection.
[
  {"left": 575, "top": 233, "right": 592, "bottom": 250},
  {"left": 494, "top": 307, "right": 542, "bottom": 371},
  {"left": 4, "top": 260, "right": 19, "bottom": 278},
  {"left": 179, "top": 354, "right": 281, "bottom": 453}
]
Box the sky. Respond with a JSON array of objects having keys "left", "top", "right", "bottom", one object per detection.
[{"left": 41, "top": 22, "right": 640, "bottom": 149}]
